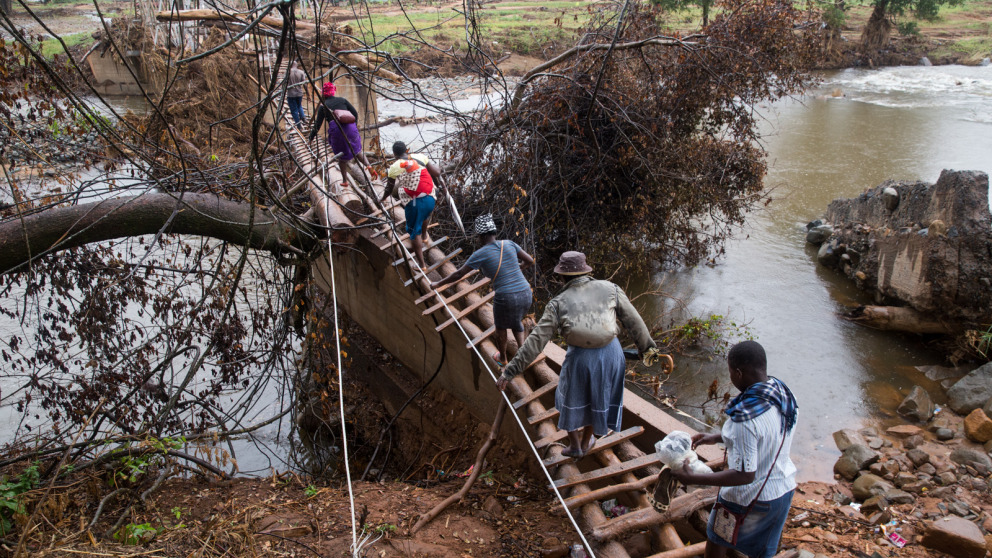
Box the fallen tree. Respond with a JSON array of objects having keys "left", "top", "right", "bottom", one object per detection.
[
  {"left": 0, "top": 193, "right": 317, "bottom": 275},
  {"left": 448, "top": 0, "right": 822, "bottom": 278}
]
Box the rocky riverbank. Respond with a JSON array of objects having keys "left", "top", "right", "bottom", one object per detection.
[{"left": 824, "top": 361, "right": 992, "bottom": 557}]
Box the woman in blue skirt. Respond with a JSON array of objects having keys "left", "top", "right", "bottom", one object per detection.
[{"left": 497, "top": 251, "right": 661, "bottom": 458}]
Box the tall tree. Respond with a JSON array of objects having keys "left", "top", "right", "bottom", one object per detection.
[
  {"left": 651, "top": 0, "right": 715, "bottom": 27},
  {"left": 862, "top": 0, "right": 963, "bottom": 51}
]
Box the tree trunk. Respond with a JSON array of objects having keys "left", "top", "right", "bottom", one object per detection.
[
  {"left": 0, "top": 193, "right": 317, "bottom": 274},
  {"left": 0, "top": 0, "right": 12, "bottom": 17},
  {"left": 861, "top": 0, "right": 892, "bottom": 52}
]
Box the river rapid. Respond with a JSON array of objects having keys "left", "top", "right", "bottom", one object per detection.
[{"left": 629, "top": 64, "right": 992, "bottom": 482}]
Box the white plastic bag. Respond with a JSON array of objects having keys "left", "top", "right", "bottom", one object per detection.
[{"left": 654, "top": 431, "right": 713, "bottom": 474}]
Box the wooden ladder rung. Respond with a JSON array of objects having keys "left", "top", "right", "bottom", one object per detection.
[
  {"left": 553, "top": 454, "right": 658, "bottom": 490},
  {"left": 355, "top": 201, "right": 399, "bottom": 225},
  {"left": 528, "top": 407, "right": 559, "bottom": 426},
  {"left": 435, "top": 291, "right": 495, "bottom": 332},
  {"left": 422, "top": 277, "right": 491, "bottom": 315},
  {"left": 390, "top": 236, "right": 448, "bottom": 266},
  {"left": 543, "top": 427, "right": 644, "bottom": 467},
  {"left": 407, "top": 255, "right": 472, "bottom": 289},
  {"left": 383, "top": 223, "right": 439, "bottom": 250},
  {"left": 466, "top": 325, "right": 496, "bottom": 349},
  {"left": 372, "top": 218, "right": 407, "bottom": 238},
  {"left": 513, "top": 372, "right": 556, "bottom": 410},
  {"left": 534, "top": 429, "right": 567, "bottom": 450}
]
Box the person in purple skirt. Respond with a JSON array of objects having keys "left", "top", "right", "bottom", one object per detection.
[{"left": 308, "top": 81, "right": 375, "bottom": 186}]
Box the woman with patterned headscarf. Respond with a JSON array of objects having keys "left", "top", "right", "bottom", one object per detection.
[
  {"left": 308, "top": 81, "right": 375, "bottom": 186},
  {"left": 431, "top": 213, "right": 535, "bottom": 366}
]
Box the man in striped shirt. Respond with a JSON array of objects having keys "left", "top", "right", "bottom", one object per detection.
[{"left": 671, "top": 341, "right": 798, "bottom": 558}]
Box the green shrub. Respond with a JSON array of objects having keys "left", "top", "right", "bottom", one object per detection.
[{"left": 0, "top": 464, "right": 40, "bottom": 536}]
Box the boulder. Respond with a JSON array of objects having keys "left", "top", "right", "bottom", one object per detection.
[
  {"left": 897, "top": 386, "right": 934, "bottom": 422},
  {"left": 937, "top": 471, "right": 957, "bottom": 486},
  {"left": 832, "top": 429, "right": 865, "bottom": 452},
  {"left": 964, "top": 408, "right": 992, "bottom": 443},
  {"left": 919, "top": 56, "right": 933, "bottom": 66},
  {"left": 893, "top": 471, "right": 916, "bottom": 487},
  {"left": 817, "top": 240, "right": 841, "bottom": 267},
  {"left": 903, "top": 434, "right": 924, "bottom": 450},
  {"left": 920, "top": 516, "right": 987, "bottom": 558},
  {"left": 907, "top": 448, "right": 930, "bottom": 467},
  {"left": 947, "top": 362, "right": 992, "bottom": 414},
  {"left": 882, "top": 187, "right": 900, "bottom": 211},
  {"left": 852, "top": 474, "right": 892, "bottom": 501},
  {"left": 984, "top": 396, "right": 992, "bottom": 417},
  {"left": 833, "top": 444, "right": 879, "bottom": 481},
  {"left": 834, "top": 455, "right": 861, "bottom": 481},
  {"left": 806, "top": 224, "right": 834, "bottom": 245},
  {"left": 949, "top": 447, "right": 992, "bottom": 470},
  {"left": 862, "top": 496, "right": 889, "bottom": 516},
  {"left": 883, "top": 488, "right": 915, "bottom": 505},
  {"left": 886, "top": 424, "right": 923, "bottom": 438}
]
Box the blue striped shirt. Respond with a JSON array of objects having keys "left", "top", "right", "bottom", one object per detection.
[{"left": 719, "top": 407, "right": 797, "bottom": 506}]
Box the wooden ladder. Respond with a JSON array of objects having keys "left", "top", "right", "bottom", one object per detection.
[{"left": 278, "top": 79, "right": 700, "bottom": 558}]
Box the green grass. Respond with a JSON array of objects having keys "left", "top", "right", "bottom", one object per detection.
[
  {"left": 39, "top": 31, "right": 93, "bottom": 58},
  {"left": 930, "top": 36, "right": 992, "bottom": 58},
  {"left": 345, "top": 0, "right": 592, "bottom": 55}
]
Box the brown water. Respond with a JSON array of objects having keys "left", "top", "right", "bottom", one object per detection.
[{"left": 629, "top": 65, "right": 992, "bottom": 482}]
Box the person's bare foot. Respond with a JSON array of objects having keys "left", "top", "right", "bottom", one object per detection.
[
  {"left": 561, "top": 445, "right": 584, "bottom": 459},
  {"left": 582, "top": 435, "right": 596, "bottom": 454}
]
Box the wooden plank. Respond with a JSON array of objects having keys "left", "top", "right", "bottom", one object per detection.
[
  {"left": 527, "top": 406, "right": 559, "bottom": 426},
  {"left": 466, "top": 325, "right": 496, "bottom": 349},
  {"left": 354, "top": 201, "right": 399, "bottom": 225},
  {"left": 408, "top": 258, "right": 473, "bottom": 290},
  {"left": 372, "top": 218, "right": 406, "bottom": 238},
  {"left": 553, "top": 454, "right": 659, "bottom": 489},
  {"left": 513, "top": 373, "right": 556, "bottom": 410},
  {"left": 382, "top": 230, "right": 411, "bottom": 249},
  {"left": 543, "top": 427, "right": 644, "bottom": 467},
  {"left": 534, "top": 430, "right": 567, "bottom": 450},
  {"left": 435, "top": 291, "right": 495, "bottom": 332},
  {"left": 390, "top": 236, "right": 448, "bottom": 266},
  {"left": 421, "top": 278, "right": 491, "bottom": 315}
]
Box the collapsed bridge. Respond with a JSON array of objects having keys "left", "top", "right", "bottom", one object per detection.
[{"left": 272, "top": 62, "right": 728, "bottom": 558}]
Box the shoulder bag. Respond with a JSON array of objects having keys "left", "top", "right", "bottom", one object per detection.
[
  {"left": 332, "top": 109, "right": 356, "bottom": 124},
  {"left": 711, "top": 430, "right": 788, "bottom": 545}
]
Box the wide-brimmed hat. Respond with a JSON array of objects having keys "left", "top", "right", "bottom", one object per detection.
[
  {"left": 554, "top": 251, "right": 593, "bottom": 275},
  {"left": 474, "top": 214, "right": 497, "bottom": 236}
]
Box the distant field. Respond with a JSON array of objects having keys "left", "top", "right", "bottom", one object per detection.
[
  {"left": 340, "top": 0, "right": 992, "bottom": 61},
  {"left": 338, "top": 0, "right": 595, "bottom": 54}
]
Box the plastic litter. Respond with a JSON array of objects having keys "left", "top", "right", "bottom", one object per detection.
[
  {"left": 654, "top": 431, "right": 713, "bottom": 474},
  {"left": 887, "top": 531, "right": 908, "bottom": 548}
]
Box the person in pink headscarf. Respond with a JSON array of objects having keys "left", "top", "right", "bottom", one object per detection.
[{"left": 308, "top": 81, "right": 375, "bottom": 185}]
